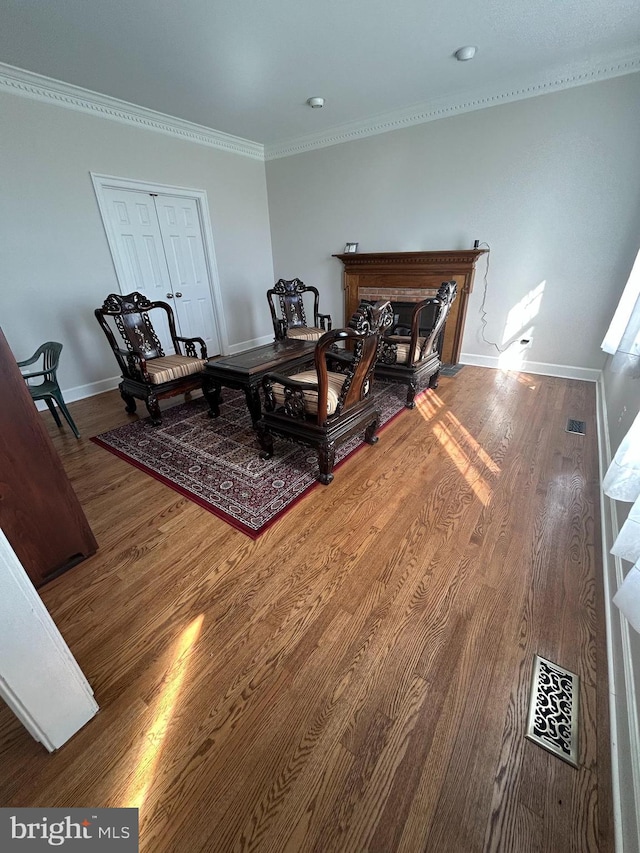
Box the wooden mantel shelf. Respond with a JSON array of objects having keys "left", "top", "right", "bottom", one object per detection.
[{"left": 333, "top": 249, "right": 488, "bottom": 365}]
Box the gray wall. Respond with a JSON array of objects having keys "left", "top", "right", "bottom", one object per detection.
[
  {"left": 4, "top": 74, "right": 639, "bottom": 398},
  {"left": 0, "top": 92, "right": 275, "bottom": 396},
  {"left": 266, "top": 73, "right": 640, "bottom": 374}
]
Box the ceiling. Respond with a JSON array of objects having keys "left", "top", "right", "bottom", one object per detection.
[{"left": 1, "top": 0, "right": 639, "bottom": 151}]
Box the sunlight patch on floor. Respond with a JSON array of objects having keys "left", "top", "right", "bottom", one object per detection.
[
  {"left": 417, "top": 392, "right": 498, "bottom": 506},
  {"left": 511, "top": 372, "right": 537, "bottom": 388},
  {"left": 124, "top": 614, "right": 204, "bottom": 810}
]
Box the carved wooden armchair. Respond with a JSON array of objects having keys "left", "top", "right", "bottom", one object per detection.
[
  {"left": 267, "top": 278, "right": 332, "bottom": 342},
  {"left": 95, "top": 291, "right": 215, "bottom": 425},
  {"left": 257, "top": 301, "right": 393, "bottom": 485},
  {"left": 374, "top": 281, "right": 457, "bottom": 408}
]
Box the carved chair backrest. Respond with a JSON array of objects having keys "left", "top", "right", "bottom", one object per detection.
[
  {"left": 313, "top": 300, "right": 392, "bottom": 423},
  {"left": 95, "top": 292, "right": 178, "bottom": 378},
  {"left": 267, "top": 278, "right": 320, "bottom": 332},
  {"left": 411, "top": 280, "right": 457, "bottom": 363},
  {"left": 374, "top": 281, "right": 457, "bottom": 367}
]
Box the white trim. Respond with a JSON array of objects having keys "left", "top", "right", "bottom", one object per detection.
[
  {"left": 33, "top": 375, "right": 121, "bottom": 411},
  {"left": 62, "top": 374, "right": 121, "bottom": 403},
  {"left": 596, "top": 379, "right": 624, "bottom": 852},
  {"left": 0, "top": 529, "right": 98, "bottom": 752},
  {"left": 0, "top": 62, "right": 264, "bottom": 160},
  {"left": 459, "top": 352, "right": 602, "bottom": 383},
  {"left": 45, "top": 341, "right": 278, "bottom": 405},
  {"left": 91, "top": 173, "right": 230, "bottom": 356},
  {"left": 597, "top": 376, "right": 640, "bottom": 852},
  {"left": 265, "top": 48, "right": 640, "bottom": 160},
  {"left": 227, "top": 333, "right": 274, "bottom": 355},
  {"left": 1, "top": 52, "right": 639, "bottom": 164}
]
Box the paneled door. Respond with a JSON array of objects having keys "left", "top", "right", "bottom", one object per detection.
[
  {"left": 97, "top": 184, "right": 222, "bottom": 357},
  {"left": 154, "top": 194, "right": 220, "bottom": 355}
]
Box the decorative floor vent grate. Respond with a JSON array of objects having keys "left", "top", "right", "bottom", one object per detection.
[
  {"left": 566, "top": 419, "right": 586, "bottom": 435},
  {"left": 526, "top": 655, "right": 579, "bottom": 768}
]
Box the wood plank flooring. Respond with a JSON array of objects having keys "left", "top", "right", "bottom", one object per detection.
[{"left": 0, "top": 366, "right": 613, "bottom": 852}]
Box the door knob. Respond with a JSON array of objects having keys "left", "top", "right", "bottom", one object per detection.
[
  {"left": 175, "top": 292, "right": 183, "bottom": 298},
  {"left": 166, "top": 292, "right": 173, "bottom": 298}
]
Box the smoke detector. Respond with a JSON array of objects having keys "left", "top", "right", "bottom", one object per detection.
[
  {"left": 307, "top": 97, "right": 325, "bottom": 108},
  {"left": 454, "top": 46, "right": 477, "bottom": 61}
]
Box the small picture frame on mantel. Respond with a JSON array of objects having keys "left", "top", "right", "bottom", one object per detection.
[{"left": 344, "top": 242, "right": 359, "bottom": 253}]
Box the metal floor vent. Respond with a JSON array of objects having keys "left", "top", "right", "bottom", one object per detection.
[
  {"left": 440, "top": 364, "right": 465, "bottom": 377},
  {"left": 525, "top": 654, "right": 579, "bottom": 768},
  {"left": 566, "top": 418, "right": 586, "bottom": 435}
]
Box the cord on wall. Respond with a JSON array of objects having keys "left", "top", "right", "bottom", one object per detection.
[{"left": 476, "top": 241, "right": 519, "bottom": 354}]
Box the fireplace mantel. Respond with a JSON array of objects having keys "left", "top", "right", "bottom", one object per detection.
[{"left": 333, "top": 250, "right": 488, "bottom": 365}]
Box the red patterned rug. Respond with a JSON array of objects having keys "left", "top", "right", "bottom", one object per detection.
[{"left": 92, "top": 380, "right": 422, "bottom": 538}]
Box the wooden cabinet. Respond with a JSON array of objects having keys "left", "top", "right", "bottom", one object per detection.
[
  {"left": 0, "top": 327, "right": 97, "bottom": 587},
  {"left": 333, "top": 250, "right": 488, "bottom": 365}
]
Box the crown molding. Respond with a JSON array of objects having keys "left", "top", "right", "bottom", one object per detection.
[
  {"left": 0, "top": 62, "right": 264, "bottom": 161},
  {"left": 2, "top": 48, "right": 639, "bottom": 165},
  {"left": 265, "top": 48, "right": 640, "bottom": 160}
]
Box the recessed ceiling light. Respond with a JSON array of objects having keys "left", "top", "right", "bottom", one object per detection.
[
  {"left": 307, "top": 97, "right": 325, "bottom": 108},
  {"left": 454, "top": 46, "right": 477, "bottom": 62}
]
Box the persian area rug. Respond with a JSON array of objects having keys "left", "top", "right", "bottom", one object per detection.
[{"left": 91, "top": 381, "right": 419, "bottom": 538}]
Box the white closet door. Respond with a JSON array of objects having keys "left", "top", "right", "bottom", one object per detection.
[
  {"left": 100, "top": 187, "right": 174, "bottom": 352},
  {"left": 154, "top": 195, "right": 221, "bottom": 356}
]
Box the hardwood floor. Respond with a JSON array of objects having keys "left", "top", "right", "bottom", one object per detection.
[{"left": 0, "top": 366, "right": 613, "bottom": 852}]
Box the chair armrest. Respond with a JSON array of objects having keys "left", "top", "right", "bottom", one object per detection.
[
  {"left": 262, "top": 371, "right": 319, "bottom": 392},
  {"left": 262, "top": 371, "right": 319, "bottom": 414},
  {"left": 316, "top": 312, "right": 332, "bottom": 331},
  {"left": 115, "top": 348, "right": 150, "bottom": 380},
  {"left": 174, "top": 336, "right": 208, "bottom": 359},
  {"left": 19, "top": 368, "right": 49, "bottom": 380}
]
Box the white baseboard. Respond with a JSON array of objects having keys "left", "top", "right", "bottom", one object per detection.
[
  {"left": 50, "top": 340, "right": 274, "bottom": 405},
  {"left": 41, "top": 351, "right": 600, "bottom": 412},
  {"left": 459, "top": 352, "right": 602, "bottom": 383},
  {"left": 227, "top": 334, "right": 273, "bottom": 354},
  {"left": 36, "top": 336, "right": 274, "bottom": 411},
  {"left": 63, "top": 375, "right": 121, "bottom": 402},
  {"left": 34, "top": 375, "right": 120, "bottom": 411},
  {"left": 37, "top": 339, "right": 275, "bottom": 411},
  {"left": 596, "top": 375, "right": 640, "bottom": 852}
]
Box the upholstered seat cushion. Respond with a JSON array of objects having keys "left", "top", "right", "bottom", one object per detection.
[
  {"left": 386, "top": 336, "right": 427, "bottom": 365},
  {"left": 272, "top": 369, "right": 347, "bottom": 415},
  {"left": 146, "top": 354, "right": 206, "bottom": 384},
  {"left": 286, "top": 326, "right": 326, "bottom": 342}
]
